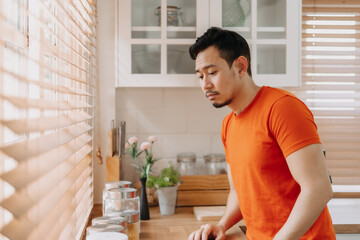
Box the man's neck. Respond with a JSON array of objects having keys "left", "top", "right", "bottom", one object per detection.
[{"left": 230, "top": 78, "right": 261, "bottom": 115}]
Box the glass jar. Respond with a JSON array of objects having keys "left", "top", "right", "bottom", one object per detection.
[
  {"left": 102, "top": 181, "right": 133, "bottom": 214},
  {"left": 204, "top": 153, "right": 227, "bottom": 175},
  {"left": 103, "top": 188, "right": 139, "bottom": 216},
  {"left": 92, "top": 216, "right": 127, "bottom": 230},
  {"left": 86, "top": 224, "right": 125, "bottom": 236},
  {"left": 177, "top": 152, "right": 196, "bottom": 175},
  {"left": 155, "top": 6, "right": 183, "bottom": 26},
  {"left": 103, "top": 210, "right": 140, "bottom": 237},
  {"left": 123, "top": 210, "right": 140, "bottom": 240}
]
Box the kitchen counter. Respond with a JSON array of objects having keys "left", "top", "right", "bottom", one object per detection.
[
  {"left": 82, "top": 204, "right": 246, "bottom": 240},
  {"left": 83, "top": 200, "right": 360, "bottom": 239},
  {"left": 140, "top": 207, "right": 246, "bottom": 240}
]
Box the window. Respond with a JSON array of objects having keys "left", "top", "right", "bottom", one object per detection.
[
  {"left": 0, "top": 0, "right": 97, "bottom": 239},
  {"left": 286, "top": 0, "right": 360, "bottom": 184}
]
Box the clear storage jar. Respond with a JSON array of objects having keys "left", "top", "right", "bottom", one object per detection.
[
  {"left": 103, "top": 188, "right": 139, "bottom": 216},
  {"left": 155, "top": 6, "right": 183, "bottom": 26},
  {"left": 92, "top": 216, "right": 127, "bottom": 230},
  {"left": 123, "top": 210, "right": 140, "bottom": 240},
  {"left": 177, "top": 152, "right": 197, "bottom": 175},
  {"left": 102, "top": 181, "right": 132, "bottom": 214},
  {"left": 204, "top": 153, "right": 227, "bottom": 175}
]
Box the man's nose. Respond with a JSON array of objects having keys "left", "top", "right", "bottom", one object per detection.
[{"left": 203, "top": 76, "right": 213, "bottom": 90}]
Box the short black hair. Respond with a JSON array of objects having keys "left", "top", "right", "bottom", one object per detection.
[{"left": 189, "top": 27, "right": 252, "bottom": 77}]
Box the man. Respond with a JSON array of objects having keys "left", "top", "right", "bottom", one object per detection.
[{"left": 188, "top": 27, "right": 335, "bottom": 240}]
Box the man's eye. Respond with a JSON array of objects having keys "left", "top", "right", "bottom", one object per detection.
[
  {"left": 198, "top": 75, "right": 204, "bottom": 80},
  {"left": 209, "top": 71, "right": 217, "bottom": 75}
]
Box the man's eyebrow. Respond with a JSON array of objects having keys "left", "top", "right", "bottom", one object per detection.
[{"left": 195, "top": 64, "right": 216, "bottom": 73}]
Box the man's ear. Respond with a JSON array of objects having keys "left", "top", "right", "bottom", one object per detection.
[{"left": 234, "top": 56, "right": 248, "bottom": 77}]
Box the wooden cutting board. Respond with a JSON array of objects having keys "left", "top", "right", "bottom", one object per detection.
[{"left": 193, "top": 206, "right": 226, "bottom": 221}]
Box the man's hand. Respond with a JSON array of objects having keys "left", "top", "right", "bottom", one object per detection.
[{"left": 188, "top": 224, "right": 225, "bottom": 240}]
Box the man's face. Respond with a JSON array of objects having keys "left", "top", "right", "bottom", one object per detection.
[{"left": 195, "top": 46, "right": 240, "bottom": 108}]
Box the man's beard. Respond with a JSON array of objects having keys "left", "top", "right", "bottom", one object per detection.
[{"left": 213, "top": 98, "right": 232, "bottom": 108}]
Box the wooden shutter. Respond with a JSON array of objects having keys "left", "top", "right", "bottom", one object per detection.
[
  {"left": 0, "top": 0, "right": 97, "bottom": 239},
  {"left": 286, "top": 0, "right": 360, "bottom": 184}
]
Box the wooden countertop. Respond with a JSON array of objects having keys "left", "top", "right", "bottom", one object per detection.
[
  {"left": 83, "top": 200, "right": 360, "bottom": 239},
  {"left": 140, "top": 207, "right": 246, "bottom": 240},
  {"left": 83, "top": 204, "right": 246, "bottom": 240}
]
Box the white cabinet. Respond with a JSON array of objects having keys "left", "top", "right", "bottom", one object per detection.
[{"left": 115, "top": 0, "right": 301, "bottom": 87}]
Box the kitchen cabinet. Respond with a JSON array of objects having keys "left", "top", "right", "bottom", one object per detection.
[{"left": 115, "top": 0, "right": 301, "bottom": 87}]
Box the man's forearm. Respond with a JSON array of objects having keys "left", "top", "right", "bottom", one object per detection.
[
  {"left": 217, "top": 189, "right": 243, "bottom": 232},
  {"left": 274, "top": 182, "right": 333, "bottom": 240}
]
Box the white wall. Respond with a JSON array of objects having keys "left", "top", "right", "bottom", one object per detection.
[
  {"left": 96, "top": 1, "right": 116, "bottom": 204},
  {"left": 115, "top": 87, "right": 230, "bottom": 183}
]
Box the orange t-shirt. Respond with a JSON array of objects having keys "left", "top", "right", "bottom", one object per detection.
[{"left": 221, "top": 86, "right": 335, "bottom": 240}]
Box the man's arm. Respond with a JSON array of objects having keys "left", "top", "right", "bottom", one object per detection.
[
  {"left": 274, "top": 143, "right": 333, "bottom": 240},
  {"left": 217, "top": 164, "right": 243, "bottom": 232},
  {"left": 188, "top": 164, "right": 243, "bottom": 240}
]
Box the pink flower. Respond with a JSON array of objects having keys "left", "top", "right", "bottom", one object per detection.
[
  {"left": 128, "top": 137, "right": 138, "bottom": 145},
  {"left": 147, "top": 136, "right": 157, "bottom": 143},
  {"left": 140, "top": 142, "right": 151, "bottom": 151},
  {"left": 125, "top": 142, "right": 130, "bottom": 149}
]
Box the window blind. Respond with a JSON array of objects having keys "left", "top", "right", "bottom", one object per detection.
[
  {"left": 0, "top": 0, "right": 97, "bottom": 239},
  {"left": 286, "top": 0, "right": 360, "bottom": 184}
]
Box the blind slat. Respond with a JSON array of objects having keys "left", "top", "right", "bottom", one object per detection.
[
  {"left": 301, "top": 76, "right": 359, "bottom": 82},
  {"left": 0, "top": 122, "right": 92, "bottom": 163},
  {"left": 303, "top": 0, "right": 360, "bottom": 4},
  {"left": 0, "top": 154, "right": 91, "bottom": 219},
  {"left": 0, "top": 66, "right": 94, "bottom": 95},
  {"left": 0, "top": 137, "right": 92, "bottom": 189},
  {"left": 327, "top": 159, "right": 360, "bottom": 167},
  {"left": 302, "top": 59, "right": 359, "bottom": 66},
  {"left": 1, "top": 111, "right": 93, "bottom": 134},
  {"left": 0, "top": 95, "right": 93, "bottom": 110},
  {"left": 302, "top": 41, "right": 360, "bottom": 47},
  {"left": 303, "top": 7, "right": 360, "bottom": 13}
]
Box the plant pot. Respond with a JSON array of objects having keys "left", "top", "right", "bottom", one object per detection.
[{"left": 157, "top": 186, "right": 178, "bottom": 215}]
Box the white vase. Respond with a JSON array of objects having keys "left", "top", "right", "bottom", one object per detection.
[{"left": 157, "top": 186, "right": 178, "bottom": 215}]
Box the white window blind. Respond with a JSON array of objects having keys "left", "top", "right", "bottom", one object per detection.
[
  {"left": 0, "top": 0, "right": 97, "bottom": 239},
  {"left": 286, "top": 0, "right": 360, "bottom": 184}
]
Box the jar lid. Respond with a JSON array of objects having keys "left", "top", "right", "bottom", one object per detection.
[
  {"left": 92, "top": 216, "right": 127, "bottom": 228},
  {"left": 156, "top": 5, "right": 181, "bottom": 11},
  {"left": 177, "top": 152, "right": 196, "bottom": 163},
  {"left": 104, "top": 181, "right": 132, "bottom": 190},
  {"left": 121, "top": 210, "right": 140, "bottom": 223},
  {"left": 86, "top": 232, "right": 128, "bottom": 240},
  {"left": 204, "top": 153, "right": 226, "bottom": 163},
  {"left": 86, "top": 224, "right": 124, "bottom": 235},
  {"left": 106, "top": 188, "right": 137, "bottom": 199},
  {"left": 104, "top": 210, "right": 139, "bottom": 223}
]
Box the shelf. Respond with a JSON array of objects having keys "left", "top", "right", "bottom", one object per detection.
[
  {"left": 257, "top": 27, "right": 286, "bottom": 32},
  {"left": 131, "top": 26, "right": 196, "bottom": 32}
]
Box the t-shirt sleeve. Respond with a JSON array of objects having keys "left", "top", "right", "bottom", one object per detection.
[{"left": 268, "top": 96, "right": 321, "bottom": 158}]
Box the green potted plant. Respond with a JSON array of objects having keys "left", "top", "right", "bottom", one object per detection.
[{"left": 146, "top": 165, "right": 181, "bottom": 215}]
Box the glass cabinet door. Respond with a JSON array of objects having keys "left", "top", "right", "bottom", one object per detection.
[
  {"left": 256, "top": 0, "right": 286, "bottom": 74},
  {"left": 257, "top": 0, "right": 286, "bottom": 39},
  {"left": 130, "top": 0, "right": 196, "bottom": 75}
]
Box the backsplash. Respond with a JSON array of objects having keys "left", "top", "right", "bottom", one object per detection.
[{"left": 116, "top": 87, "right": 231, "bottom": 182}]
